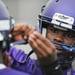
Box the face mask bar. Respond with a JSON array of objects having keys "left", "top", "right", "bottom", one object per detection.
[{"left": 52, "top": 41, "right": 75, "bottom": 53}]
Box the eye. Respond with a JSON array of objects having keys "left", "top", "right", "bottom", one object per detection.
[
  {"left": 49, "top": 27, "right": 56, "bottom": 33},
  {"left": 54, "top": 29, "right": 58, "bottom": 33},
  {"left": 54, "top": 38, "right": 64, "bottom": 43}
]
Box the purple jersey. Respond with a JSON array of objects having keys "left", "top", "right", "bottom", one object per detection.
[{"left": 7, "top": 47, "right": 43, "bottom": 75}]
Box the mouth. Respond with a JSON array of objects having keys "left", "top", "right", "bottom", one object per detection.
[{"left": 51, "top": 41, "right": 64, "bottom": 50}]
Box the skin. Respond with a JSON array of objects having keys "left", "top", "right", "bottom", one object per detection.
[
  {"left": 47, "top": 26, "right": 75, "bottom": 46},
  {"left": 12, "top": 24, "right": 56, "bottom": 58},
  {"left": 3, "top": 23, "right": 75, "bottom": 66}
]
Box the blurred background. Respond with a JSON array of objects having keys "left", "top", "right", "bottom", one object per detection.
[{"left": 2, "top": 0, "right": 49, "bottom": 25}]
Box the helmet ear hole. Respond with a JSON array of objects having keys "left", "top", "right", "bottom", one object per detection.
[{"left": 56, "top": 0, "right": 59, "bottom": 2}]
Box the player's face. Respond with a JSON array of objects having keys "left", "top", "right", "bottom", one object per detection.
[{"left": 46, "top": 25, "right": 75, "bottom": 50}]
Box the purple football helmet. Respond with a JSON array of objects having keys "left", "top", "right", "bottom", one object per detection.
[{"left": 39, "top": 0, "right": 75, "bottom": 32}]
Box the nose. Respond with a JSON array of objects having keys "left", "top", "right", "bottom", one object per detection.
[{"left": 54, "top": 35, "right": 64, "bottom": 42}]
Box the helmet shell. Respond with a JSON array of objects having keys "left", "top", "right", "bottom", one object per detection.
[
  {"left": 42, "top": 0, "right": 75, "bottom": 19},
  {"left": 40, "top": 0, "right": 75, "bottom": 31},
  {"left": 0, "top": 0, "right": 9, "bottom": 20}
]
